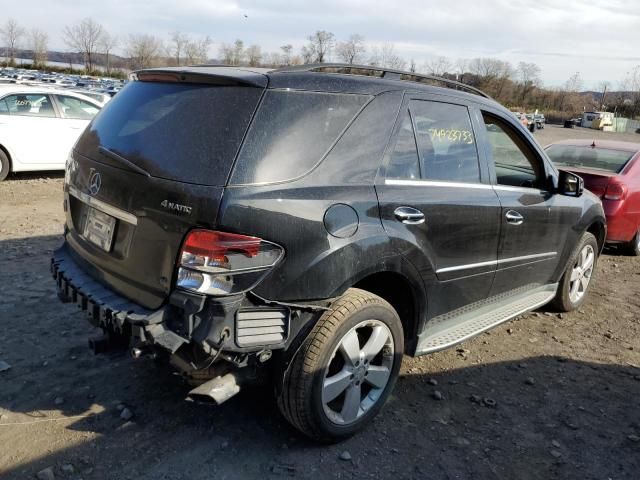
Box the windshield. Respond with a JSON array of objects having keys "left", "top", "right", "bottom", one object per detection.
[
  {"left": 546, "top": 145, "right": 635, "bottom": 173},
  {"left": 75, "top": 81, "right": 263, "bottom": 185}
]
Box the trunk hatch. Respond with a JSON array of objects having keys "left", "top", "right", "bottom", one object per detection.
[{"left": 63, "top": 74, "right": 265, "bottom": 309}]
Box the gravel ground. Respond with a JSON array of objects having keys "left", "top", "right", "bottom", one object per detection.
[{"left": 0, "top": 126, "right": 639, "bottom": 480}]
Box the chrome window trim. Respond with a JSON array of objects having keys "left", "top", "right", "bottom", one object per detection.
[
  {"left": 68, "top": 185, "right": 138, "bottom": 225},
  {"left": 385, "top": 179, "right": 493, "bottom": 190},
  {"left": 436, "top": 252, "right": 557, "bottom": 274},
  {"left": 493, "top": 185, "right": 550, "bottom": 194}
]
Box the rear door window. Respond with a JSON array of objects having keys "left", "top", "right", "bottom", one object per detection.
[
  {"left": 385, "top": 109, "right": 420, "bottom": 180},
  {"left": 75, "top": 81, "right": 263, "bottom": 186},
  {"left": 230, "top": 90, "right": 369, "bottom": 185},
  {"left": 411, "top": 100, "right": 480, "bottom": 183}
]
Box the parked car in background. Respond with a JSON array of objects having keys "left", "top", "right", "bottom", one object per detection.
[
  {"left": 534, "top": 114, "right": 545, "bottom": 129},
  {"left": 0, "top": 85, "right": 102, "bottom": 181},
  {"left": 546, "top": 139, "right": 640, "bottom": 254},
  {"left": 52, "top": 64, "right": 605, "bottom": 441}
]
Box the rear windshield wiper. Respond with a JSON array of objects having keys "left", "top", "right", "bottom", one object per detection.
[{"left": 98, "top": 146, "right": 151, "bottom": 178}]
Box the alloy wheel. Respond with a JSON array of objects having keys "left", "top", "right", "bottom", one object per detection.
[
  {"left": 322, "top": 320, "right": 394, "bottom": 425},
  {"left": 569, "top": 244, "right": 595, "bottom": 303}
]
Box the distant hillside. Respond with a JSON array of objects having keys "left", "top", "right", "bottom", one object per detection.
[{"left": 5, "top": 48, "right": 130, "bottom": 70}]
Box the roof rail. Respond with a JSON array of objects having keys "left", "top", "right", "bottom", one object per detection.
[{"left": 272, "top": 63, "right": 491, "bottom": 99}]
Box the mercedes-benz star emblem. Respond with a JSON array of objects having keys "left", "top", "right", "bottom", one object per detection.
[{"left": 88, "top": 171, "right": 101, "bottom": 196}]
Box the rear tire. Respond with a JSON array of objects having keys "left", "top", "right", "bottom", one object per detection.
[
  {"left": 277, "top": 288, "right": 403, "bottom": 442},
  {"left": 627, "top": 230, "right": 640, "bottom": 256},
  {"left": 551, "top": 232, "right": 598, "bottom": 312},
  {"left": 0, "top": 149, "right": 10, "bottom": 182}
]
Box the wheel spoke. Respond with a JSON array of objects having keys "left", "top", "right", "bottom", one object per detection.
[
  {"left": 570, "top": 268, "right": 581, "bottom": 281},
  {"left": 580, "top": 247, "right": 588, "bottom": 267},
  {"left": 580, "top": 276, "right": 590, "bottom": 291},
  {"left": 569, "top": 279, "right": 580, "bottom": 299},
  {"left": 365, "top": 365, "right": 390, "bottom": 389},
  {"left": 339, "top": 330, "right": 361, "bottom": 367},
  {"left": 583, "top": 251, "right": 594, "bottom": 271},
  {"left": 323, "top": 369, "right": 352, "bottom": 403},
  {"left": 362, "top": 325, "right": 390, "bottom": 361},
  {"left": 341, "top": 384, "right": 362, "bottom": 423}
]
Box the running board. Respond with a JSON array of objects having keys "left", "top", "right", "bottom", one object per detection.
[{"left": 415, "top": 283, "right": 557, "bottom": 355}]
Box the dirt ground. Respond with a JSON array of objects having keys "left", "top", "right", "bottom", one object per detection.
[{"left": 1, "top": 125, "right": 639, "bottom": 480}]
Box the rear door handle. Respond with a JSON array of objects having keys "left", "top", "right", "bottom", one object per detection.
[
  {"left": 394, "top": 206, "right": 425, "bottom": 225},
  {"left": 505, "top": 210, "right": 524, "bottom": 225}
]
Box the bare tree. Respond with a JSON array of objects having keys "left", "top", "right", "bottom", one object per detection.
[
  {"left": 31, "top": 29, "right": 48, "bottom": 69},
  {"left": 517, "top": 62, "right": 541, "bottom": 86},
  {"left": 423, "top": 56, "right": 452, "bottom": 76},
  {"left": 219, "top": 43, "right": 234, "bottom": 65},
  {"left": 280, "top": 44, "right": 293, "bottom": 66},
  {"left": 409, "top": 59, "right": 416, "bottom": 73},
  {"left": 300, "top": 45, "right": 313, "bottom": 64},
  {"left": 184, "top": 36, "right": 211, "bottom": 64},
  {"left": 127, "top": 34, "right": 163, "bottom": 69},
  {"left": 232, "top": 39, "right": 244, "bottom": 65},
  {"left": 63, "top": 18, "right": 104, "bottom": 72},
  {"left": 454, "top": 58, "right": 469, "bottom": 82},
  {"left": 0, "top": 19, "right": 25, "bottom": 66},
  {"left": 335, "top": 34, "right": 365, "bottom": 64},
  {"left": 246, "top": 45, "right": 262, "bottom": 67},
  {"left": 369, "top": 43, "right": 405, "bottom": 70},
  {"left": 100, "top": 32, "right": 118, "bottom": 74},
  {"left": 306, "top": 30, "right": 334, "bottom": 63},
  {"left": 170, "top": 31, "right": 189, "bottom": 66}
]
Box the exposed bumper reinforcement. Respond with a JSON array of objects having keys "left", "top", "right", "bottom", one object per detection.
[{"left": 51, "top": 244, "right": 165, "bottom": 331}]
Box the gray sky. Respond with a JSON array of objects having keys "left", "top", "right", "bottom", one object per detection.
[{"left": 7, "top": 0, "right": 640, "bottom": 88}]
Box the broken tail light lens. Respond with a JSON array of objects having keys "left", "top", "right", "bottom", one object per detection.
[
  {"left": 603, "top": 182, "right": 626, "bottom": 201},
  {"left": 176, "top": 229, "right": 284, "bottom": 296}
]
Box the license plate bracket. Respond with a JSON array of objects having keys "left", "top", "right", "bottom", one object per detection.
[{"left": 83, "top": 207, "right": 116, "bottom": 252}]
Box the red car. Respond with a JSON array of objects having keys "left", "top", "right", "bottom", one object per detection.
[{"left": 546, "top": 139, "right": 640, "bottom": 255}]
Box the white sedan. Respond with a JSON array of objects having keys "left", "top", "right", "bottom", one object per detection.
[{"left": 0, "top": 86, "right": 102, "bottom": 181}]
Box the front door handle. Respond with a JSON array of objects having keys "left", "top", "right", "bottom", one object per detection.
[
  {"left": 505, "top": 210, "right": 524, "bottom": 225},
  {"left": 394, "top": 206, "right": 425, "bottom": 225}
]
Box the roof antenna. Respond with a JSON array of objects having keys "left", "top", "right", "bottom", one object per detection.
[{"left": 590, "top": 140, "right": 596, "bottom": 148}]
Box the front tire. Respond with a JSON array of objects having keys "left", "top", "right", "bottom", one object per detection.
[
  {"left": 551, "top": 232, "right": 598, "bottom": 312},
  {"left": 278, "top": 288, "right": 403, "bottom": 442},
  {"left": 0, "top": 149, "right": 10, "bottom": 182}
]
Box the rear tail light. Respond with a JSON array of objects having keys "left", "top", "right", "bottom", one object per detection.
[
  {"left": 603, "top": 182, "right": 626, "bottom": 201},
  {"left": 176, "top": 229, "right": 284, "bottom": 296}
]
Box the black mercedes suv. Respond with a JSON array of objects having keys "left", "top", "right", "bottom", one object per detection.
[{"left": 52, "top": 64, "right": 606, "bottom": 442}]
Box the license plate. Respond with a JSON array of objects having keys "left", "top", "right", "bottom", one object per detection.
[{"left": 83, "top": 207, "right": 116, "bottom": 252}]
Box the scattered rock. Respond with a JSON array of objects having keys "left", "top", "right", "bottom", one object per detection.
[
  {"left": 557, "top": 313, "right": 564, "bottom": 319},
  {"left": 482, "top": 397, "right": 497, "bottom": 408},
  {"left": 339, "top": 450, "right": 352, "bottom": 461},
  {"left": 220, "top": 440, "right": 229, "bottom": 449},
  {"left": 61, "top": 464, "right": 74, "bottom": 475},
  {"left": 36, "top": 467, "right": 55, "bottom": 480},
  {"left": 628, "top": 434, "right": 640, "bottom": 443},
  {"left": 119, "top": 408, "right": 133, "bottom": 421},
  {"left": 270, "top": 463, "right": 296, "bottom": 475},
  {"left": 0, "top": 360, "right": 11, "bottom": 372},
  {"left": 469, "top": 394, "right": 482, "bottom": 404},
  {"left": 506, "top": 328, "right": 513, "bottom": 334},
  {"left": 456, "top": 437, "right": 471, "bottom": 446},
  {"left": 525, "top": 377, "right": 535, "bottom": 386},
  {"left": 42, "top": 361, "right": 48, "bottom": 367},
  {"left": 432, "top": 390, "right": 443, "bottom": 401},
  {"left": 70, "top": 356, "right": 77, "bottom": 360},
  {"left": 604, "top": 332, "right": 613, "bottom": 339},
  {"left": 551, "top": 440, "right": 561, "bottom": 448},
  {"left": 427, "top": 378, "right": 438, "bottom": 386},
  {"left": 54, "top": 396, "right": 65, "bottom": 406},
  {"left": 116, "top": 404, "right": 125, "bottom": 412},
  {"left": 550, "top": 449, "right": 562, "bottom": 458}
]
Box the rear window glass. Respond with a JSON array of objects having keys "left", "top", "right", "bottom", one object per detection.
[
  {"left": 230, "top": 90, "right": 369, "bottom": 185},
  {"left": 546, "top": 145, "right": 635, "bottom": 173},
  {"left": 75, "top": 81, "right": 262, "bottom": 185}
]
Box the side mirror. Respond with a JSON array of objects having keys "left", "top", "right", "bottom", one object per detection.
[{"left": 558, "top": 170, "right": 584, "bottom": 197}]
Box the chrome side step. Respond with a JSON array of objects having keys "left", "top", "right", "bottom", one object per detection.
[{"left": 415, "top": 283, "right": 557, "bottom": 355}]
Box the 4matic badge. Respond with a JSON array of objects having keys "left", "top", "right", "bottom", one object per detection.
[{"left": 161, "top": 200, "right": 192, "bottom": 215}]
